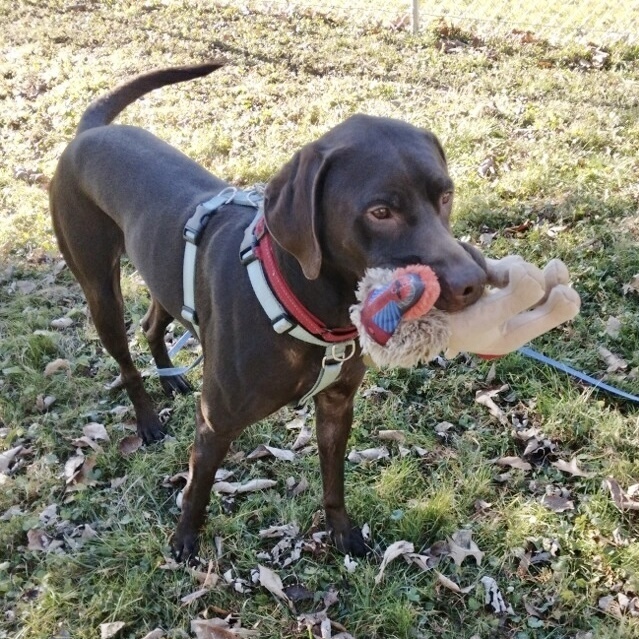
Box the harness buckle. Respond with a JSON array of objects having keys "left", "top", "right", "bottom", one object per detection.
[
  {"left": 181, "top": 305, "right": 198, "bottom": 326},
  {"left": 272, "top": 314, "right": 294, "bottom": 334},
  {"left": 240, "top": 245, "right": 257, "bottom": 266}
]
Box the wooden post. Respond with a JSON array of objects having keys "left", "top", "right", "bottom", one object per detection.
[{"left": 412, "top": 0, "right": 419, "bottom": 35}]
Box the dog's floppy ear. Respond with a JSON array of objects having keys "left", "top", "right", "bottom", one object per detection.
[{"left": 264, "top": 144, "right": 332, "bottom": 280}]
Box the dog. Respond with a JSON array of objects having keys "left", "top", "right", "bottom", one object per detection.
[{"left": 49, "top": 62, "right": 487, "bottom": 560}]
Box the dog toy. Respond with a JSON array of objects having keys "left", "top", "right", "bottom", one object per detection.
[
  {"left": 350, "top": 256, "right": 581, "bottom": 368},
  {"left": 359, "top": 265, "right": 441, "bottom": 346}
]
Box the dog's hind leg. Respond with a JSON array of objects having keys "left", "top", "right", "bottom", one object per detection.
[
  {"left": 51, "top": 192, "right": 165, "bottom": 443},
  {"left": 141, "top": 298, "right": 193, "bottom": 396}
]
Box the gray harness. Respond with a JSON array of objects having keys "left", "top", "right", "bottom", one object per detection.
[{"left": 172, "top": 187, "right": 356, "bottom": 406}]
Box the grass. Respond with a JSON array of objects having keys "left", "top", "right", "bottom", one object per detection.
[{"left": 1, "top": 1, "right": 639, "bottom": 638}]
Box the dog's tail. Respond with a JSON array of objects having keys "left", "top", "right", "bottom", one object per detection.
[{"left": 76, "top": 61, "right": 226, "bottom": 135}]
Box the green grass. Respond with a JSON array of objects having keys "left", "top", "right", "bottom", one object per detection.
[{"left": 2, "top": 1, "right": 639, "bottom": 638}]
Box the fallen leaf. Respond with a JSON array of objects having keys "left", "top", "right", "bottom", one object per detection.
[
  {"left": 435, "top": 571, "right": 461, "bottom": 593},
  {"left": 44, "top": 358, "right": 71, "bottom": 377},
  {"left": 212, "top": 479, "right": 277, "bottom": 495},
  {"left": 246, "top": 445, "right": 295, "bottom": 462},
  {"left": 478, "top": 156, "right": 497, "bottom": 178},
  {"left": 259, "top": 523, "right": 300, "bottom": 539},
  {"left": 291, "top": 476, "right": 309, "bottom": 496},
  {"left": 435, "top": 421, "right": 454, "bottom": 435},
  {"left": 27, "top": 528, "right": 53, "bottom": 551},
  {"left": 347, "top": 447, "right": 390, "bottom": 463},
  {"left": 100, "top": 622, "right": 126, "bottom": 639},
  {"left": 118, "top": 435, "right": 143, "bottom": 456},
  {"left": 258, "top": 565, "right": 293, "bottom": 609},
  {"left": 447, "top": 529, "right": 484, "bottom": 566},
  {"left": 605, "top": 477, "right": 639, "bottom": 511},
  {"left": 140, "top": 630, "right": 164, "bottom": 639},
  {"left": 344, "top": 554, "right": 358, "bottom": 574},
  {"left": 598, "top": 346, "right": 628, "bottom": 372},
  {"left": 83, "top": 422, "right": 110, "bottom": 441},
  {"left": 481, "top": 576, "right": 514, "bottom": 615},
  {"left": 551, "top": 458, "right": 593, "bottom": 478},
  {"left": 0, "top": 445, "right": 24, "bottom": 473},
  {"left": 541, "top": 493, "right": 574, "bottom": 513},
  {"left": 622, "top": 274, "right": 639, "bottom": 295},
  {"left": 291, "top": 421, "right": 313, "bottom": 450},
  {"left": 475, "top": 389, "right": 507, "bottom": 424},
  {"left": 64, "top": 454, "right": 86, "bottom": 483},
  {"left": 495, "top": 456, "right": 532, "bottom": 471},
  {"left": 181, "top": 587, "right": 211, "bottom": 606},
  {"left": 375, "top": 540, "right": 414, "bottom": 584}
]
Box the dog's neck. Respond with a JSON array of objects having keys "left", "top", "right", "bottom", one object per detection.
[{"left": 271, "top": 244, "right": 357, "bottom": 330}]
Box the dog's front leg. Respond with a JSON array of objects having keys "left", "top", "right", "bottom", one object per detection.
[
  {"left": 172, "top": 399, "right": 238, "bottom": 562},
  {"left": 315, "top": 384, "right": 369, "bottom": 557}
]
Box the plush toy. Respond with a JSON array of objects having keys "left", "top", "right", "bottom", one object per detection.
[{"left": 350, "top": 256, "right": 581, "bottom": 368}]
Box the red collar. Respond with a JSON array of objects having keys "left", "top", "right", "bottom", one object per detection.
[{"left": 252, "top": 218, "right": 359, "bottom": 344}]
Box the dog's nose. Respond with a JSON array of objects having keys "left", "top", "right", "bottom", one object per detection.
[{"left": 436, "top": 264, "right": 487, "bottom": 313}]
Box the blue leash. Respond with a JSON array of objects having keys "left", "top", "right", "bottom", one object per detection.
[{"left": 518, "top": 346, "right": 639, "bottom": 404}]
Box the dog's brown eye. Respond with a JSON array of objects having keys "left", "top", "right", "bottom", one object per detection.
[
  {"left": 441, "top": 191, "right": 453, "bottom": 205},
  {"left": 369, "top": 206, "right": 392, "bottom": 220}
]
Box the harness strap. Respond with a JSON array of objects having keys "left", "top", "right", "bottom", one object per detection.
[
  {"left": 182, "top": 187, "right": 262, "bottom": 337},
  {"left": 179, "top": 188, "right": 356, "bottom": 406},
  {"left": 239, "top": 210, "right": 357, "bottom": 406}
]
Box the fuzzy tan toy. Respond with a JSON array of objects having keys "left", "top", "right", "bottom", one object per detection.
[{"left": 349, "top": 256, "right": 581, "bottom": 368}]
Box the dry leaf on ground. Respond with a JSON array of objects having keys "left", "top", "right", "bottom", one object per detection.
[
  {"left": 447, "top": 530, "right": 484, "bottom": 566},
  {"left": 551, "top": 457, "right": 593, "bottom": 478},
  {"left": 118, "top": 435, "right": 143, "bottom": 456},
  {"left": 598, "top": 346, "right": 628, "bottom": 372},
  {"left": 246, "top": 445, "right": 296, "bottom": 462},
  {"left": 622, "top": 274, "right": 639, "bottom": 295},
  {"left": 0, "top": 446, "right": 24, "bottom": 474},
  {"left": 140, "top": 629, "right": 164, "bottom": 639},
  {"left": 83, "top": 422, "right": 110, "bottom": 441},
  {"left": 100, "top": 622, "right": 126, "bottom": 639},
  {"left": 212, "top": 479, "right": 277, "bottom": 495},
  {"left": 475, "top": 388, "right": 508, "bottom": 424},
  {"left": 481, "top": 576, "right": 514, "bottom": 615},
  {"left": 347, "top": 447, "right": 390, "bottom": 463},
  {"left": 495, "top": 456, "right": 532, "bottom": 471},
  {"left": 605, "top": 477, "right": 639, "bottom": 511},
  {"left": 257, "top": 565, "right": 293, "bottom": 610},
  {"left": 375, "top": 540, "right": 414, "bottom": 584},
  {"left": 541, "top": 493, "right": 574, "bottom": 513},
  {"left": 191, "top": 617, "right": 258, "bottom": 638}
]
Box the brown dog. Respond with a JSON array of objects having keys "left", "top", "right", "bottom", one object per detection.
[{"left": 49, "top": 63, "right": 487, "bottom": 560}]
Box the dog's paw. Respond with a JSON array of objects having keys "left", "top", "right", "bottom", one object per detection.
[
  {"left": 160, "top": 374, "right": 193, "bottom": 397},
  {"left": 331, "top": 524, "right": 370, "bottom": 557},
  {"left": 138, "top": 416, "right": 166, "bottom": 444},
  {"left": 171, "top": 528, "right": 200, "bottom": 565}
]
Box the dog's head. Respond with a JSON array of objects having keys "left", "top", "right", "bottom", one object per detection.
[{"left": 264, "top": 114, "right": 486, "bottom": 312}]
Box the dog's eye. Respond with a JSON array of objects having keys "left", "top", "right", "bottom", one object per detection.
[
  {"left": 368, "top": 206, "right": 393, "bottom": 220},
  {"left": 441, "top": 191, "right": 453, "bottom": 205}
]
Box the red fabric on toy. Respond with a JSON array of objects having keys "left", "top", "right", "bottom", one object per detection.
[{"left": 359, "top": 265, "right": 440, "bottom": 346}]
